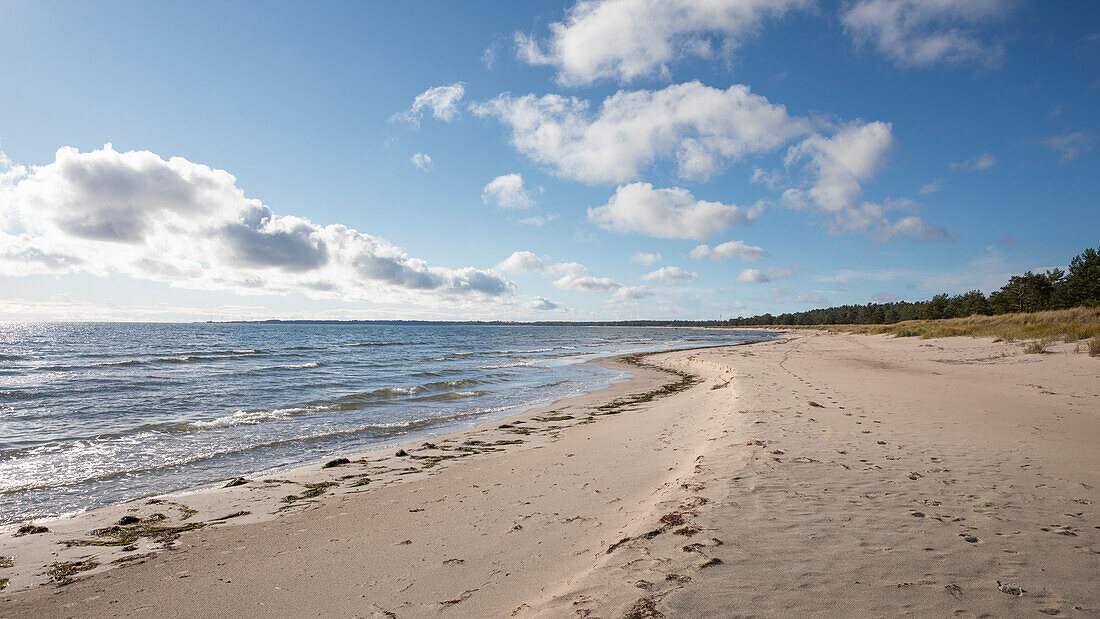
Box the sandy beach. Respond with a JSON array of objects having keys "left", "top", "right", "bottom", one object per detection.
[{"left": 2, "top": 331, "right": 1097, "bottom": 617}]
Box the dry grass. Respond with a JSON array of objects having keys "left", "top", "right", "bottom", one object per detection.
[{"left": 738, "top": 307, "right": 1100, "bottom": 344}]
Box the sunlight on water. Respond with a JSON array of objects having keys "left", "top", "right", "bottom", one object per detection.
[{"left": 0, "top": 323, "right": 772, "bottom": 523}]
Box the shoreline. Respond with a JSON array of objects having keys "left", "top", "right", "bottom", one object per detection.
[
  {"left": 0, "top": 347, "right": 704, "bottom": 594},
  {"left": 1, "top": 328, "right": 775, "bottom": 530},
  {"left": 3, "top": 331, "right": 1095, "bottom": 616}
]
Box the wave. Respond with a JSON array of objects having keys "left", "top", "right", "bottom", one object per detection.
[
  {"left": 81, "top": 378, "right": 494, "bottom": 436},
  {"left": 408, "top": 390, "right": 488, "bottom": 402},
  {"left": 0, "top": 403, "right": 521, "bottom": 495},
  {"left": 185, "top": 408, "right": 298, "bottom": 430},
  {"left": 31, "top": 350, "right": 271, "bottom": 372},
  {"left": 252, "top": 360, "right": 324, "bottom": 372},
  {"left": 155, "top": 353, "right": 263, "bottom": 364},
  {"left": 477, "top": 361, "right": 537, "bottom": 369},
  {"left": 0, "top": 354, "right": 27, "bottom": 361},
  {"left": 94, "top": 359, "right": 144, "bottom": 367},
  {"left": 341, "top": 341, "right": 423, "bottom": 348}
]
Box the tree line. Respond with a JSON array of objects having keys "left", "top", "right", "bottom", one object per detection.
[{"left": 724, "top": 246, "right": 1100, "bottom": 326}]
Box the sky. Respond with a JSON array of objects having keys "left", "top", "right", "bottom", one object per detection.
[{"left": 0, "top": 0, "right": 1097, "bottom": 322}]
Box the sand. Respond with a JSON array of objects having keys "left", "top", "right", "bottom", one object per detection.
[{"left": 1, "top": 332, "right": 1097, "bottom": 617}]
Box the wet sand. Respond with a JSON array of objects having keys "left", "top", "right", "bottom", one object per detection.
[{"left": 1, "top": 332, "right": 1097, "bottom": 617}]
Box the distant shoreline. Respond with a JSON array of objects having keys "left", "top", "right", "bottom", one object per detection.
[{"left": 205, "top": 319, "right": 750, "bottom": 328}]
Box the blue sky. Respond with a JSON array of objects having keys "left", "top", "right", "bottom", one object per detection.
[{"left": 0, "top": 0, "right": 1097, "bottom": 321}]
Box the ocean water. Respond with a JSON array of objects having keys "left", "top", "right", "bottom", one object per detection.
[{"left": 0, "top": 323, "right": 770, "bottom": 524}]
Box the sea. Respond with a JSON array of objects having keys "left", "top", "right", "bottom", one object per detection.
[{"left": 0, "top": 322, "right": 771, "bottom": 525}]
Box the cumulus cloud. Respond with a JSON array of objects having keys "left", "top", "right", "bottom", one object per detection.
[
  {"left": 1043, "top": 130, "right": 1094, "bottom": 162},
  {"left": 689, "top": 239, "right": 768, "bottom": 262},
  {"left": 841, "top": 0, "right": 1011, "bottom": 68},
  {"left": 472, "top": 81, "right": 946, "bottom": 243},
  {"left": 410, "top": 152, "right": 433, "bottom": 170},
  {"left": 642, "top": 265, "right": 697, "bottom": 284},
  {"left": 0, "top": 145, "right": 512, "bottom": 303},
  {"left": 497, "top": 250, "right": 545, "bottom": 273},
  {"left": 472, "top": 81, "right": 808, "bottom": 184},
  {"left": 736, "top": 267, "right": 792, "bottom": 283},
  {"left": 549, "top": 261, "right": 620, "bottom": 293},
  {"left": 0, "top": 148, "right": 26, "bottom": 186},
  {"left": 951, "top": 152, "right": 996, "bottom": 171},
  {"left": 783, "top": 121, "right": 947, "bottom": 240},
  {"left": 588, "top": 182, "right": 755, "bottom": 241},
  {"left": 529, "top": 297, "right": 560, "bottom": 311},
  {"left": 889, "top": 215, "right": 952, "bottom": 241},
  {"left": 482, "top": 173, "right": 536, "bottom": 209},
  {"left": 629, "top": 251, "right": 662, "bottom": 265},
  {"left": 515, "top": 0, "right": 810, "bottom": 85},
  {"left": 392, "top": 82, "right": 466, "bottom": 126}
]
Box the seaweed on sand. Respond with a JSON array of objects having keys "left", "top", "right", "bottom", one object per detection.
[
  {"left": 282, "top": 481, "right": 337, "bottom": 503},
  {"left": 12, "top": 524, "right": 48, "bottom": 537},
  {"left": 592, "top": 356, "right": 699, "bottom": 416},
  {"left": 46, "top": 558, "right": 98, "bottom": 585},
  {"left": 63, "top": 513, "right": 205, "bottom": 548}
]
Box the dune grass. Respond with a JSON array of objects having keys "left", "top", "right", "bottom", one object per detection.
[{"left": 747, "top": 307, "right": 1100, "bottom": 346}]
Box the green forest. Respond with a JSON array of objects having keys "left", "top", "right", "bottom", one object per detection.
[{"left": 724, "top": 247, "right": 1100, "bottom": 326}]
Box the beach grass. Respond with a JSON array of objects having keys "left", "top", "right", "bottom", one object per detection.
[{"left": 747, "top": 307, "right": 1100, "bottom": 344}]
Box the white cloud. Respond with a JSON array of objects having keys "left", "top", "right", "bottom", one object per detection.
[
  {"left": 890, "top": 215, "right": 951, "bottom": 241},
  {"left": 792, "top": 293, "right": 827, "bottom": 304},
  {"left": 841, "top": 0, "right": 1011, "bottom": 68},
  {"left": 689, "top": 239, "right": 768, "bottom": 262},
  {"left": 588, "top": 182, "right": 755, "bottom": 241},
  {"left": 951, "top": 152, "right": 996, "bottom": 171},
  {"left": 410, "top": 152, "right": 433, "bottom": 170},
  {"left": 392, "top": 82, "right": 466, "bottom": 126},
  {"left": 785, "top": 121, "right": 894, "bottom": 217},
  {"left": 515, "top": 0, "right": 810, "bottom": 86},
  {"left": 472, "top": 81, "right": 808, "bottom": 184},
  {"left": 474, "top": 82, "right": 946, "bottom": 242},
  {"left": 0, "top": 147, "right": 26, "bottom": 186},
  {"left": 629, "top": 251, "right": 662, "bottom": 265},
  {"left": 783, "top": 121, "right": 947, "bottom": 240},
  {"left": 473, "top": 81, "right": 946, "bottom": 243},
  {"left": 549, "top": 261, "right": 620, "bottom": 293},
  {"left": 612, "top": 285, "right": 652, "bottom": 301},
  {"left": 554, "top": 274, "right": 619, "bottom": 294},
  {"left": 482, "top": 173, "right": 535, "bottom": 209},
  {"left": 0, "top": 145, "right": 512, "bottom": 304},
  {"left": 497, "top": 250, "right": 545, "bottom": 273},
  {"left": 642, "top": 265, "right": 698, "bottom": 284},
  {"left": 1043, "top": 130, "right": 1094, "bottom": 162},
  {"left": 817, "top": 268, "right": 906, "bottom": 283},
  {"left": 516, "top": 213, "right": 558, "bottom": 227},
  {"left": 482, "top": 40, "right": 502, "bottom": 69},
  {"left": 529, "top": 296, "right": 560, "bottom": 311},
  {"left": 750, "top": 166, "right": 784, "bottom": 190},
  {"left": 919, "top": 179, "right": 944, "bottom": 195},
  {"left": 737, "top": 267, "right": 792, "bottom": 283}
]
